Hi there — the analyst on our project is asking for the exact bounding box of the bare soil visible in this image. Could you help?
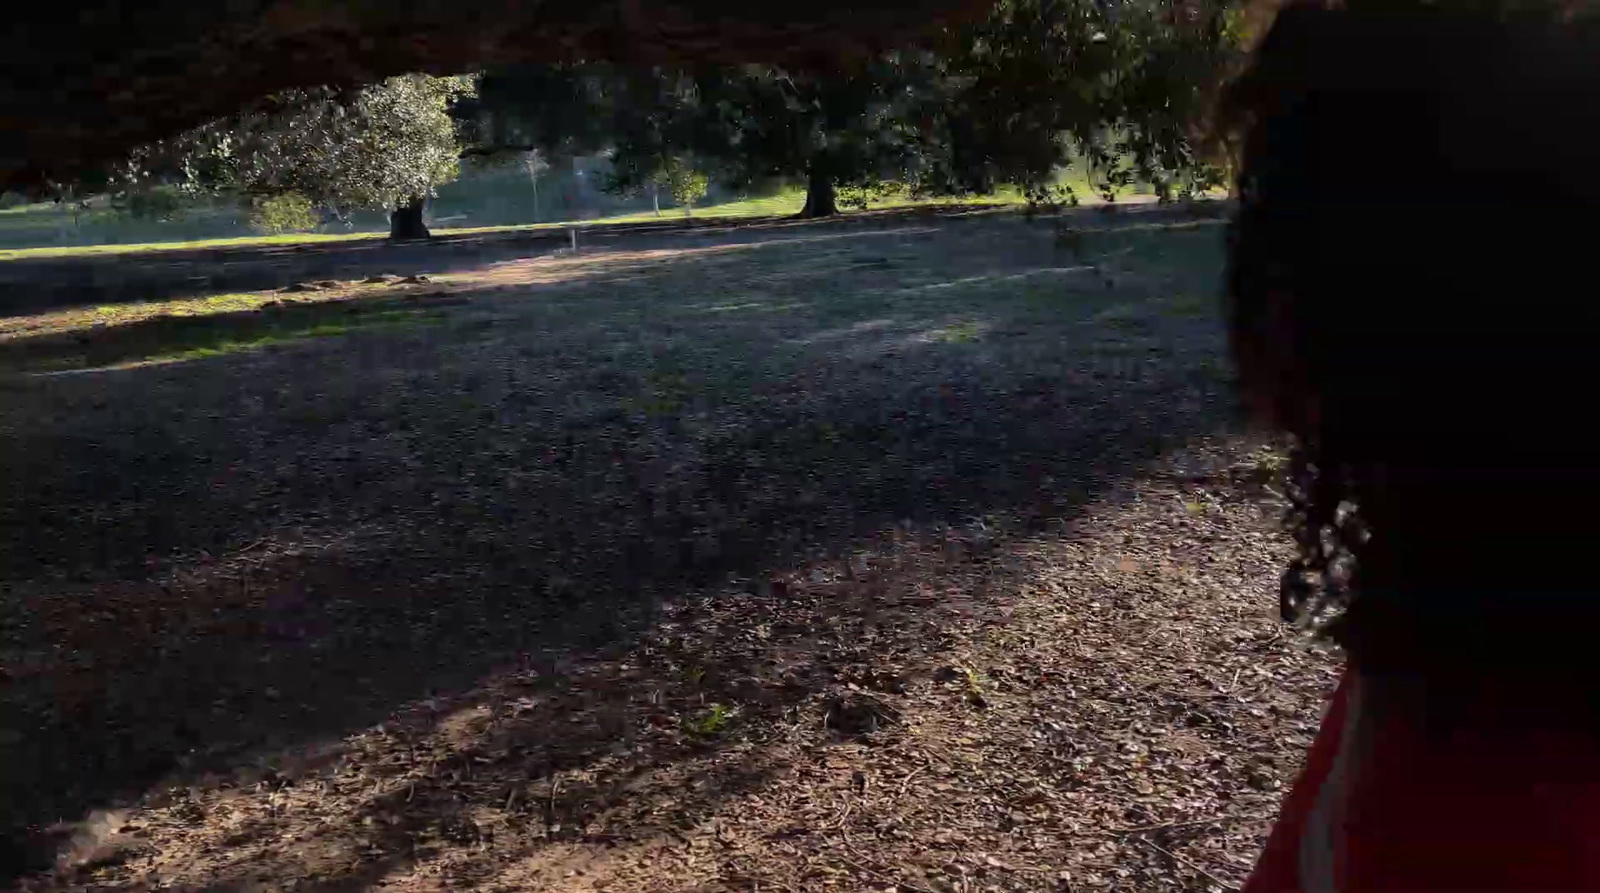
[0,208,1336,892]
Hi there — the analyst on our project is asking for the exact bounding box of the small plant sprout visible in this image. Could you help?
[683,703,738,736]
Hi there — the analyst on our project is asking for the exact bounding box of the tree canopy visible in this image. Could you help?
[114,74,474,238]
[930,0,1243,202]
[2,0,979,193]
[461,0,1245,218]
[124,75,473,212]
[87,0,1244,235]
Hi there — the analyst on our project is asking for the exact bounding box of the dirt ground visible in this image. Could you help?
[0,208,1337,892]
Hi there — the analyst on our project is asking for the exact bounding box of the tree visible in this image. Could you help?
[573,1,1241,218]
[522,150,552,221]
[455,0,1243,220]
[598,61,941,218]
[649,156,709,215]
[459,64,760,213]
[121,74,475,240]
[930,0,1244,203]
[461,58,948,219]
[249,193,321,234]
[457,65,619,162]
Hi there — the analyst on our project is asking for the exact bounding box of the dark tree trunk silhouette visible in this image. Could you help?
[388,195,430,240]
[798,164,837,218]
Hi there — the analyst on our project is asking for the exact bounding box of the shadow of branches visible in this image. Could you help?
[0,214,1233,887]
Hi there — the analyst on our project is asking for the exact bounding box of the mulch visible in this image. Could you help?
[22,441,1337,893]
[0,214,1335,892]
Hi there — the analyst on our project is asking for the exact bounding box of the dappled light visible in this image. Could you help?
[0,287,458,374]
[28,451,1331,892]
[0,210,1332,891]
[10,0,1600,886]
[892,267,1096,294]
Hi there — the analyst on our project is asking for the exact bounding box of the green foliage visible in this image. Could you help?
[936,321,984,343]
[838,181,908,211]
[650,156,709,213]
[457,65,618,159]
[682,703,737,736]
[124,74,476,213]
[468,2,1242,215]
[249,193,320,234]
[86,1,1239,230]
[111,185,192,222]
[636,61,940,201]
[928,0,1243,204]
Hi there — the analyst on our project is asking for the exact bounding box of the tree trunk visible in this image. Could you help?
[798,166,837,218]
[652,185,661,216]
[388,195,430,241]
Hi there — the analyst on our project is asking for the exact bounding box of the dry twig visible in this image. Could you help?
[837,845,940,893]
[1134,836,1241,892]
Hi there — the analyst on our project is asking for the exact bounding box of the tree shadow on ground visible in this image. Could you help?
[0,291,467,373]
[0,206,1006,316]
[0,216,1234,887]
[0,201,1220,316]
[130,521,1025,892]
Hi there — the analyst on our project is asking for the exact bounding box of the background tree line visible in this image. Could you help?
[56,0,1249,239]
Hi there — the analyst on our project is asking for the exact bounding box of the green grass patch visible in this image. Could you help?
[682,703,738,736]
[0,297,448,373]
[1164,292,1218,318]
[0,231,389,261]
[0,189,1034,263]
[933,321,985,343]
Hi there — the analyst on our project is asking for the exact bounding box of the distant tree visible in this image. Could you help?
[456,65,617,161]
[121,74,475,240]
[647,156,709,215]
[459,0,1243,219]
[930,0,1245,204]
[249,193,321,234]
[110,184,191,222]
[522,150,552,221]
[599,60,943,218]
[594,0,1242,216]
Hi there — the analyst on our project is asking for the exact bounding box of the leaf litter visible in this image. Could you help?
[0,210,1337,891]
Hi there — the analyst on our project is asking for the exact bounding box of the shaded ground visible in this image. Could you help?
[0,201,1214,313]
[0,210,1333,891]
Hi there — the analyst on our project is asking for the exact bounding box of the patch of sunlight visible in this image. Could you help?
[1164,292,1217,318]
[0,280,443,342]
[697,302,769,313]
[1091,303,1152,325]
[0,189,1025,263]
[28,341,281,375]
[0,231,388,261]
[791,318,901,346]
[10,306,446,377]
[99,328,347,370]
[1071,218,1229,238]
[935,321,985,343]
[913,320,992,345]
[751,226,944,247]
[454,243,765,292]
[893,266,1095,294]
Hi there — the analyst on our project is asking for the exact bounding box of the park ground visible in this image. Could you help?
[0,206,1338,892]
[0,188,1040,261]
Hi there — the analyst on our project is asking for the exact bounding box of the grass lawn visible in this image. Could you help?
[0,228,390,261]
[0,214,1329,892]
[0,276,464,371]
[0,180,1187,263]
[0,188,1039,262]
